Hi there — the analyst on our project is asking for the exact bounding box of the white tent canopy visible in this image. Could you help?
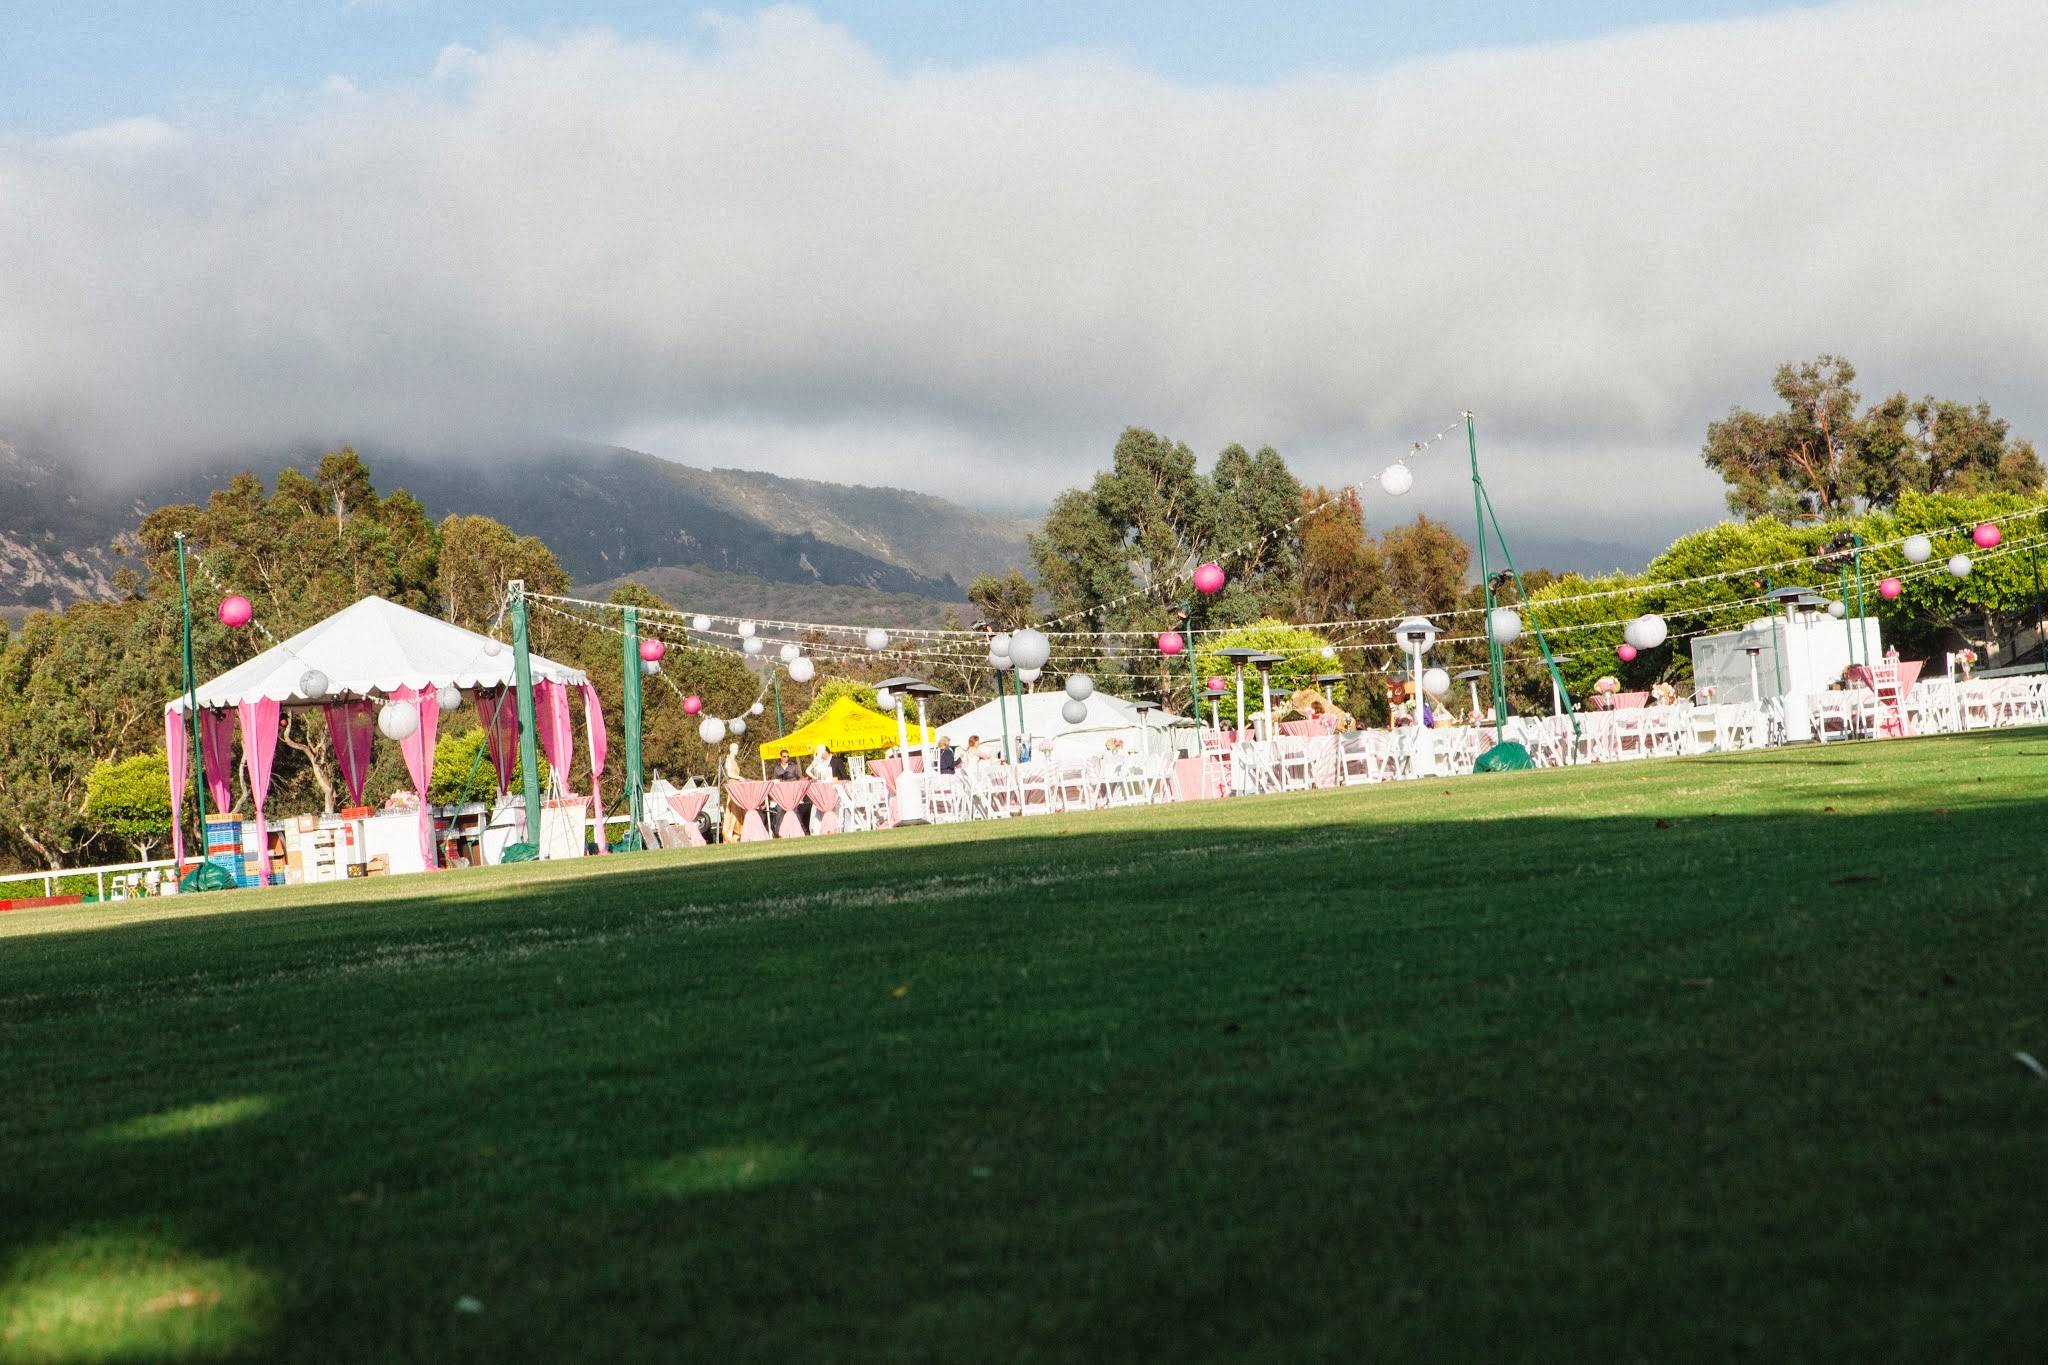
[166,595,586,711]
[935,691,1193,756]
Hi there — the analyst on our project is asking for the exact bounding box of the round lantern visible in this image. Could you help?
[875,688,895,709]
[1902,534,1933,564]
[990,633,1012,658]
[987,648,1009,670]
[1633,614,1668,649]
[1488,607,1522,645]
[1319,645,1336,660]
[1420,666,1451,698]
[788,656,816,683]
[1948,554,1973,578]
[1065,673,1094,702]
[742,637,764,655]
[1617,643,1638,662]
[1975,522,2002,549]
[778,643,800,665]
[1207,675,1226,692]
[639,638,665,662]
[1193,562,1226,594]
[738,621,757,637]
[1008,628,1052,671]
[682,695,703,715]
[698,716,726,744]
[1379,464,1414,497]
[641,659,660,675]
[692,614,711,632]
[1017,667,1042,685]
[299,669,329,700]
[1622,619,1644,650]
[483,639,503,657]
[436,684,462,712]
[730,718,747,736]
[864,628,890,651]
[1157,631,1184,655]
[1061,699,1088,725]
[749,701,765,716]
[1827,600,1847,619]
[218,595,253,628]
[1879,577,1903,599]
[377,702,419,740]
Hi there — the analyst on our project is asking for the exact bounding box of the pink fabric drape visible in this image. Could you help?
[534,681,573,798]
[236,698,281,883]
[164,706,188,870]
[199,708,237,812]
[768,780,810,838]
[807,781,842,835]
[724,780,772,842]
[666,791,711,846]
[390,686,441,871]
[325,701,377,807]
[582,685,610,856]
[476,689,520,796]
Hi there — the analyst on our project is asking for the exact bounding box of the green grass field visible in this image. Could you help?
[3,731,2046,1361]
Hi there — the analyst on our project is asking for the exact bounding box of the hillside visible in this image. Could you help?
[0,437,1032,623]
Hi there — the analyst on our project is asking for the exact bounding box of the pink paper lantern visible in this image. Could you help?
[218,595,253,627]
[1879,577,1903,600]
[1157,631,1184,655]
[639,638,666,662]
[1974,522,2002,549]
[1616,643,1637,662]
[682,695,703,715]
[1193,562,1226,594]
[1207,675,1226,692]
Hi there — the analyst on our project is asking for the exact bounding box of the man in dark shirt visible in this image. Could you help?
[771,750,802,781]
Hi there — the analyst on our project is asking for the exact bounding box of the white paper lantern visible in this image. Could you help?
[436,684,463,711]
[742,636,764,655]
[988,649,1010,670]
[1018,667,1042,685]
[1379,463,1414,497]
[777,643,799,665]
[1622,619,1644,650]
[1061,699,1088,724]
[299,669,329,700]
[1948,554,1972,578]
[698,717,727,744]
[1827,600,1847,618]
[990,633,1012,659]
[483,639,503,657]
[642,658,660,675]
[1488,608,1522,645]
[692,614,711,632]
[788,656,816,683]
[737,621,757,637]
[377,702,419,740]
[864,628,890,651]
[729,717,747,735]
[1065,672,1094,701]
[749,701,764,715]
[1902,535,1933,565]
[875,688,895,709]
[1634,614,1668,649]
[1008,628,1051,671]
[1319,645,1336,660]
[1420,667,1451,698]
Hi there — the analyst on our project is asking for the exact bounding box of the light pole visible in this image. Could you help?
[1392,616,1440,776]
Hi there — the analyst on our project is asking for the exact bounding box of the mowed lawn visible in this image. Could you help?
[3,732,2046,1362]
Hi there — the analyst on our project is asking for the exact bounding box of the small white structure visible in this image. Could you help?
[935,691,1195,762]
[1691,612,1883,712]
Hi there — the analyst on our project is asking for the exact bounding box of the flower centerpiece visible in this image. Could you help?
[1955,647,1979,676]
[1103,736,1125,753]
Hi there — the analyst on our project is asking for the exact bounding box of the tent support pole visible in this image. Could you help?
[509,580,543,849]
[622,606,644,851]
[175,533,209,871]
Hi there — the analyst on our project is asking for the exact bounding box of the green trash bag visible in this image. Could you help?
[499,841,539,864]
[1473,741,1536,773]
[179,862,240,893]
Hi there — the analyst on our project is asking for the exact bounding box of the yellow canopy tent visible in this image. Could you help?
[756,695,933,763]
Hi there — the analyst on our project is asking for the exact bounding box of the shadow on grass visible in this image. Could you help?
[3,733,2047,1360]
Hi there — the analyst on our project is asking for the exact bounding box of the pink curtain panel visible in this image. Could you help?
[164,706,188,869]
[390,686,441,871]
[324,701,377,807]
[199,707,237,812]
[236,698,282,882]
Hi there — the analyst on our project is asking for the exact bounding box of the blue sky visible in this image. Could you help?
[3,1,1810,132]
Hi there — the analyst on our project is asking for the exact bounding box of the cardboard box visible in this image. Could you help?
[296,813,320,833]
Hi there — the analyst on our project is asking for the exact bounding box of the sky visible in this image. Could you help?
[3,0,2044,567]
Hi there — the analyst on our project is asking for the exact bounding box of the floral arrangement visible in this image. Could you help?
[1698,685,1716,700]
[1955,647,1978,675]
[1104,736,1125,753]
[1594,676,1619,694]
[1650,681,1678,706]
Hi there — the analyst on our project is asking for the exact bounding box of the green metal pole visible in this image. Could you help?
[175,534,209,873]
[772,664,786,736]
[1467,414,1506,742]
[1476,482,1578,741]
[1839,567,1856,668]
[996,664,1012,764]
[1010,666,1028,761]
[621,606,644,852]
[509,580,543,850]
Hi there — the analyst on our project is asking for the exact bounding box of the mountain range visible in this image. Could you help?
[0,437,1036,625]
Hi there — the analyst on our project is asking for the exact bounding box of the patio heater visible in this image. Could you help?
[1455,667,1490,723]
[1762,586,1825,741]
[1204,679,1227,733]
[1213,647,1266,736]
[876,675,938,824]
[1314,670,1346,716]
[1250,653,1286,740]
[1392,616,1440,775]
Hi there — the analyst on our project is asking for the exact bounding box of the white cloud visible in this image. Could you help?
[1,0,2043,553]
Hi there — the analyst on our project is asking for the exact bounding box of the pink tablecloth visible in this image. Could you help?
[724,780,772,842]
[1174,756,1223,800]
[666,791,711,845]
[768,779,811,838]
[808,781,843,834]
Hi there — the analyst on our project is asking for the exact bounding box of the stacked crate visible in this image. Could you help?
[203,817,246,884]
